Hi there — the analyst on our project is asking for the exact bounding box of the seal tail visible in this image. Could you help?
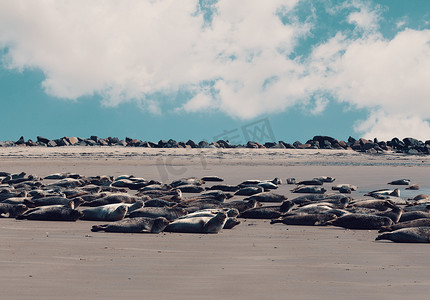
[91,225,108,232]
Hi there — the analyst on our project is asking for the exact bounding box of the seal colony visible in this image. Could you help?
[1,171,430,242]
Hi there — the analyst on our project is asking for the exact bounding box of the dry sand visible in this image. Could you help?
[1,147,430,299]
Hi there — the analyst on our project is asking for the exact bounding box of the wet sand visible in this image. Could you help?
[1,147,430,299]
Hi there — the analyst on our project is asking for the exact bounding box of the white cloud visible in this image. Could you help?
[355,111,430,141]
[0,0,429,139]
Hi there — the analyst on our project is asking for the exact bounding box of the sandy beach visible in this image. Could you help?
[1,147,430,299]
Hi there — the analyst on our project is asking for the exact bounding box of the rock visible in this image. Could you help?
[198,141,210,148]
[68,137,78,145]
[47,140,57,147]
[15,136,25,145]
[37,136,51,144]
[186,140,198,148]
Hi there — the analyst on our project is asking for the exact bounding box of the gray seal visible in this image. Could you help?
[91,217,170,233]
[326,213,393,230]
[270,213,337,226]
[16,206,83,221]
[0,203,28,218]
[291,186,326,194]
[239,201,293,219]
[379,218,430,233]
[376,227,430,243]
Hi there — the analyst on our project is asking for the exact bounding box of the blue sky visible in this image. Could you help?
[0,0,429,143]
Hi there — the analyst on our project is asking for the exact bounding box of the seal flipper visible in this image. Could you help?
[91,224,108,232]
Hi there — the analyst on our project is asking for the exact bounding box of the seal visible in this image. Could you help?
[290,194,349,205]
[349,199,395,211]
[296,179,323,186]
[376,227,430,243]
[388,179,410,185]
[28,196,83,208]
[313,176,335,183]
[234,187,264,196]
[179,209,240,229]
[164,212,227,234]
[332,184,358,191]
[0,203,28,218]
[286,178,296,184]
[171,177,204,188]
[257,182,278,190]
[201,190,233,199]
[83,193,141,207]
[16,206,83,221]
[399,211,430,222]
[404,204,430,212]
[128,206,187,221]
[239,200,293,219]
[364,188,400,199]
[144,199,176,208]
[326,213,393,230]
[201,176,224,182]
[176,185,205,193]
[379,218,430,233]
[244,192,287,203]
[222,199,261,213]
[46,178,86,189]
[91,217,170,233]
[207,184,239,192]
[291,186,326,194]
[181,208,239,219]
[80,204,128,221]
[270,213,337,226]
[406,184,420,190]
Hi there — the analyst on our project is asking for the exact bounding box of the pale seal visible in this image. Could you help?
[80,204,128,221]
[164,212,227,234]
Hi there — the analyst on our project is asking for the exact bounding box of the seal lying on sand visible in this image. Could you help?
[91,217,170,233]
[164,212,227,234]
[128,206,187,221]
[81,204,128,221]
[379,218,430,232]
[16,206,83,221]
[326,214,393,230]
[376,227,430,243]
[270,213,337,226]
[0,203,28,218]
[239,201,293,219]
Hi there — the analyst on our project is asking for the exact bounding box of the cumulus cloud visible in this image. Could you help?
[0,0,429,139]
